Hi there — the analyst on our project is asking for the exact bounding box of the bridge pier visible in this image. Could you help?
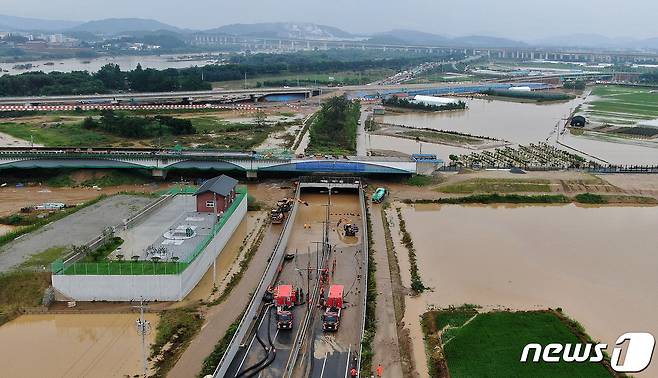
[246,170,257,179]
[151,169,167,178]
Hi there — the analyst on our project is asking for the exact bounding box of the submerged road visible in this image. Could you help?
[224,190,365,378]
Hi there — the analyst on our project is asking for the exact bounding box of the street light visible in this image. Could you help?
[134,298,151,378]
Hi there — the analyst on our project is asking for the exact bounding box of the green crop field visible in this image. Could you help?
[423,309,611,378]
[586,85,658,125]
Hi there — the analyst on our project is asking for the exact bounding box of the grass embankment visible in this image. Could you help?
[209,218,268,306]
[438,178,552,193]
[421,308,612,378]
[0,271,51,326]
[406,175,436,187]
[198,316,241,377]
[18,246,68,269]
[151,306,204,377]
[482,89,574,102]
[360,198,377,376]
[404,194,571,205]
[41,169,153,188]
[395,207,426,293]
[0,195,106,249]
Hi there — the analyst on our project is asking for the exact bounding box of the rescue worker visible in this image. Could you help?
[376,364,383,377]
[350,367,358,377]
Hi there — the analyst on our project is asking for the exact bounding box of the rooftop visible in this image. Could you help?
[194,174,238,197]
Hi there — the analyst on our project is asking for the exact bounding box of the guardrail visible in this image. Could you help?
[213,185,301,377]
[356,186,369,374]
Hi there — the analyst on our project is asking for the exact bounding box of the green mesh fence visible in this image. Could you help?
[52,188,246,276]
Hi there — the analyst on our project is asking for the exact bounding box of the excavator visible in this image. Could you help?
[336,218,359,237]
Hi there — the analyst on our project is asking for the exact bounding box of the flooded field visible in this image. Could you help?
[379,97,658,165]
[398,203,658,377]
[0,313,158,377]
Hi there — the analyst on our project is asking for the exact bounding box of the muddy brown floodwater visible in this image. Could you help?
[0,313,158,377]
[398,203,658,377]
[378,97,658,165]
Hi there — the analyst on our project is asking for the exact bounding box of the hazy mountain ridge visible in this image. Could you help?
[1,14,657,50]
[205,22,356,40]
[370,29,526,47]
[0,14,81,31]
[69,18,181,34]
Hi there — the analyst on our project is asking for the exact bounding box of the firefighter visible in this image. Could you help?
[318,287,325,307]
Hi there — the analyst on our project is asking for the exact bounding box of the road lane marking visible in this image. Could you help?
[320,351,329,378]
[343,344,352,378]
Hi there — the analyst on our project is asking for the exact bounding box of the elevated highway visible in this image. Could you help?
[0,87,315,106]
[0,147,431,176]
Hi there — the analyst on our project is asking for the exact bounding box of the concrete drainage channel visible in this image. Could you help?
[212,177,368,378]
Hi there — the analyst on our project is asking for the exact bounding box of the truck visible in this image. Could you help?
[274,285,297,330]
[371,187,387,203]
[322,284,344,332]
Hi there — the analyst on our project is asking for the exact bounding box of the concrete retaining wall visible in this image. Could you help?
[52,194,247,301]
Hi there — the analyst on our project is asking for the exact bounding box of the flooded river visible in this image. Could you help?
[398,203,658,377]
[0,313,158,377]
[380,97,658,165]
[0,53,219,75]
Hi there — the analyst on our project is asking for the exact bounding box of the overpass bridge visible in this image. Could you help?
[0,147,435,177]
[0,88,315,106]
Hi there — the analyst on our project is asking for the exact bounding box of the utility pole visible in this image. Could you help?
[134,298,151,378]
[244,72,247,89]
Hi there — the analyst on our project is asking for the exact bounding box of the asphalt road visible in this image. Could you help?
[0,195,152,272]
[224,190,365,378]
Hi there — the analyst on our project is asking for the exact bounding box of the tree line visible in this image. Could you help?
[383,96,466,111]
[82,110,195,138]
[0,50,465,97]
[308,95,360,154]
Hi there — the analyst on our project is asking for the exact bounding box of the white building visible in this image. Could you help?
[412,95,461,106]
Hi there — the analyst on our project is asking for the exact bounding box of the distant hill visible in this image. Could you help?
[69,18,181,35]
[368,29,525,48]
[0,14,81,31]
[205,22,355,40]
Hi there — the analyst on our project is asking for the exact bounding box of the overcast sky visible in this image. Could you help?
[3,0,658,40]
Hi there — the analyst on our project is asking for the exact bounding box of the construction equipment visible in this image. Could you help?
[322,284,344,332]
[270,209,285,224]
[277,197,309,213]
[337,218,359,237]
[274,285,297,330]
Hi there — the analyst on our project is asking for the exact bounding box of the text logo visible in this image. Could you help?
[521,332,655,373]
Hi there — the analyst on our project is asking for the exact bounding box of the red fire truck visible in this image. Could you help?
[274,284,296,330]
[322,284,343,332]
